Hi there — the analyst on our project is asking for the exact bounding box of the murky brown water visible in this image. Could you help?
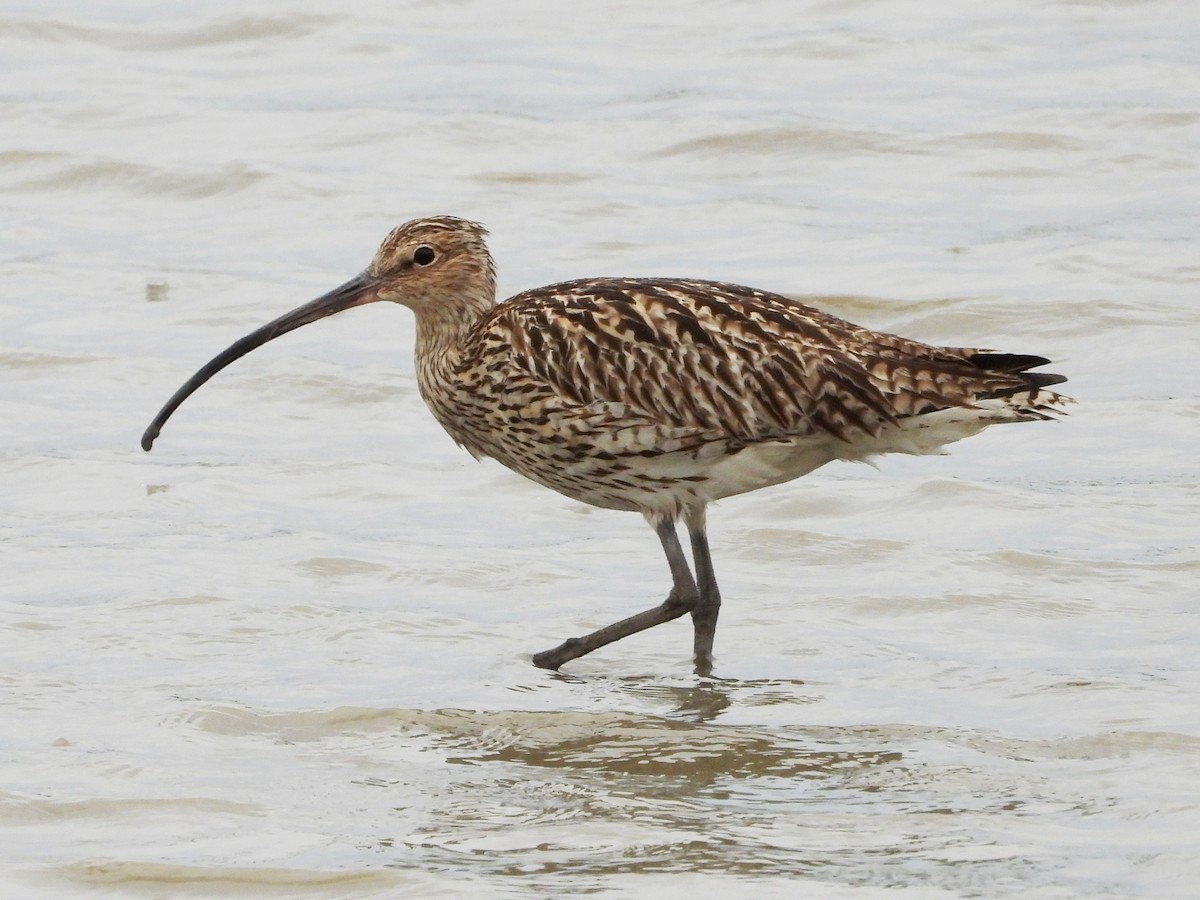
[3,2,1198,897]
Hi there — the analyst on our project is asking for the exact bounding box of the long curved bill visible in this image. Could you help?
[141,271,381,451]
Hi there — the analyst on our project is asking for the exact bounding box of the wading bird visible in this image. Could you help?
[142,217,1069,675]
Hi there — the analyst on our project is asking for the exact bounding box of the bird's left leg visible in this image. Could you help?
[531,516,698,671]
[685,506,721,676]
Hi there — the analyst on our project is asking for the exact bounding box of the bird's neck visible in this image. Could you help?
[410,297,492,388]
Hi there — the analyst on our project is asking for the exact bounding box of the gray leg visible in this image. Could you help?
[685,507,721,676]
[532,517,699,671]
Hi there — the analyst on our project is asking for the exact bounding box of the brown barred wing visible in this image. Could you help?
[471,277,1018,445]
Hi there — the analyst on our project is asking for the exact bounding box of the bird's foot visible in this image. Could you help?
[531,638,581,670]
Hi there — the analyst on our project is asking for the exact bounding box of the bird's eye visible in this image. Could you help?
[413,246,436,266]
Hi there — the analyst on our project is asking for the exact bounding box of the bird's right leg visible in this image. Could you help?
[531,517,699,671]
[685,507,721,677]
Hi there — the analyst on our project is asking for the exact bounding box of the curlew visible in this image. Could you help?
[142,216,1069,675]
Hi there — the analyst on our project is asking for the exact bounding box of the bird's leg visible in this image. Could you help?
[531,517,699,671]
[685,507,721,676]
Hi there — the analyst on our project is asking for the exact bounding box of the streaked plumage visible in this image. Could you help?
[143,216,1070,674]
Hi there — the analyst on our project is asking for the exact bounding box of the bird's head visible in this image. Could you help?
[369,216,496,314]
[140,216,496,451]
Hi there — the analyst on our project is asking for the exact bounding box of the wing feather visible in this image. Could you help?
[468,278,1059,445]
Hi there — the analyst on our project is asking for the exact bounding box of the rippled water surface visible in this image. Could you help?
[3,1,1198,897]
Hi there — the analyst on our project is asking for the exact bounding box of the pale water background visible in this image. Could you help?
[2,1,1198,897]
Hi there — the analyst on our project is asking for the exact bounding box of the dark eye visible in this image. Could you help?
[413,246,436,266]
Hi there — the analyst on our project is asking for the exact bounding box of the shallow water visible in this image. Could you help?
[2,1,1198,897]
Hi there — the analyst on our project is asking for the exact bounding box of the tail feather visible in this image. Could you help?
[966,351,1069,399]
[967,352,1052,372]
